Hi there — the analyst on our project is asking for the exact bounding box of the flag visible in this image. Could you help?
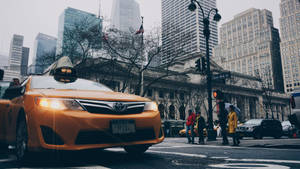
[135,24,144,34]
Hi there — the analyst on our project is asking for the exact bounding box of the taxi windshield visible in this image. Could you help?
[30,76,113,92]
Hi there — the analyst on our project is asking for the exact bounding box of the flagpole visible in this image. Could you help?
[140,16,144,96]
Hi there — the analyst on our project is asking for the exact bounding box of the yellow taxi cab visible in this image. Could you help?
[178,127,208,137]
[0,57,164,161]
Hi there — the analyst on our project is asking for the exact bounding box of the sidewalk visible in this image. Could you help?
[163,137,300,149]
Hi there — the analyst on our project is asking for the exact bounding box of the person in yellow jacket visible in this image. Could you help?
[228,105,240,146]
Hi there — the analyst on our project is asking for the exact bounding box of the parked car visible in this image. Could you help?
[237,119,283,139]
[282,121,296,137]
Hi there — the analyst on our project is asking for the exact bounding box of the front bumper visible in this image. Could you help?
[26,107,164,151]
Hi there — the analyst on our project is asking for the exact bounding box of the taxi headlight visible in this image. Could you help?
[36,97,84,111]
[144,102,158,111]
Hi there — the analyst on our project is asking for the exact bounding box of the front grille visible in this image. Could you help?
[75,128,156,145]
[77,99,145,115]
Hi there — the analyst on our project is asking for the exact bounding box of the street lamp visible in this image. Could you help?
[188,0,221,141]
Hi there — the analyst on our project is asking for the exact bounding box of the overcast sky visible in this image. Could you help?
[0,0,281,63]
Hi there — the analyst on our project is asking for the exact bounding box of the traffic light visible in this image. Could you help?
[195,59,201,72]
[213,90,224,100]
[201,57,206,72]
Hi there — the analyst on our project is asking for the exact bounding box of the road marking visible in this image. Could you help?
[153,143,300,151]
[225,158,300,164]
[20,166,111,169]
[209,163,290,169]
[147,150,207,158]
[147,149,300,165]
[0,158,15,163]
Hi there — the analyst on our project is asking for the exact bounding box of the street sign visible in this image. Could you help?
[212,72,231,81]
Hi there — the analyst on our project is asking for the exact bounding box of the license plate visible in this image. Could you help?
[111,120,136,134]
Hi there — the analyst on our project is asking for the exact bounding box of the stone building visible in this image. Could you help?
[213,8,284,92]
[76,53,290,135]
[279,0,300,93]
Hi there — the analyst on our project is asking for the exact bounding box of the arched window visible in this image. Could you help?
[169,105,175,119]
[158,104,165,119]
[179,105,185,120]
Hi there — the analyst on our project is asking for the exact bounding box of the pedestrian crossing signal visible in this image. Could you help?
[213,90,224,100]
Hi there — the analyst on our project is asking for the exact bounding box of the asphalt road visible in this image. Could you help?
[0,137,300,169]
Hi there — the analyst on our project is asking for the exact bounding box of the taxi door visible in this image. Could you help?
[0,100,11,141]
[0,81,11,142]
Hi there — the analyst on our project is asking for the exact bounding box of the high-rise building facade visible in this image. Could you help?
[111,0,141,32]
[279,0,300,93]
[0,52,9,68]
[56,7,102,55]
[9,34,24,72]
[213,8,284,92]
[3,34,24,81]
[21,47,29,76]
[32,33,57,74]
[161,0,218,64]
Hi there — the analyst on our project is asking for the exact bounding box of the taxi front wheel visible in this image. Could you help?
[15,118,29,162]
[124,145,149,155]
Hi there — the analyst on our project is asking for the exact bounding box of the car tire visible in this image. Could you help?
[15,118,29,162]
[0,143,8,153]
[274,133,282,139]
[253,132,262,139]
[124,145,149,155]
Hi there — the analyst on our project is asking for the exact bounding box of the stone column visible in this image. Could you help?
[244,97,250,121]
[258,96,264,118]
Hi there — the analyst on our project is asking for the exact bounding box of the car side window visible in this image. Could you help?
[0,82,10,99]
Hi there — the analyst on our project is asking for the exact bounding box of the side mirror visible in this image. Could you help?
[3,86,25,100]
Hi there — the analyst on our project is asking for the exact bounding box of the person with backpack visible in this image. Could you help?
[196,111,206,144]
[186,109,196,144]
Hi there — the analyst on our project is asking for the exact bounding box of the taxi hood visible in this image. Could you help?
[29,89,151,102]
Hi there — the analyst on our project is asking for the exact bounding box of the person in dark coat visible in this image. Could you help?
[218,101,229,145]
[196,111,206,144]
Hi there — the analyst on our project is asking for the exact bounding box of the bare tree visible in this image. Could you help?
[102,27,192,96]
[35,50,60,74]
[255,66,274,119]
[62,16,102,65]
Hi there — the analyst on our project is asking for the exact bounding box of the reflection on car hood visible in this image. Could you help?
[239,124,259,128]
[28,89,150,102]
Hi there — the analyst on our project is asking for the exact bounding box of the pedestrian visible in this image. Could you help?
[186,109,196,144]
[228,105,240,146]
[196,111,206,144]
[10,78,20,87]
[218,101,229,145]
[164,121,170,137]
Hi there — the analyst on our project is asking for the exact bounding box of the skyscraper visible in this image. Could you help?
[213,8,284,92]
[0,52,9,68]
[32,33,57,74]
[21,47,29,76]
[9,34,24,72]
[161,0,218,64]
[56,7,102,56]
[279,0,300,93]
[111,0,141,32]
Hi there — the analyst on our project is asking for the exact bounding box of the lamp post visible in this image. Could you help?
[188,0,221,141]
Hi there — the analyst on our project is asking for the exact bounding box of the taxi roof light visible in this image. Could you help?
[53,67,77,83]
